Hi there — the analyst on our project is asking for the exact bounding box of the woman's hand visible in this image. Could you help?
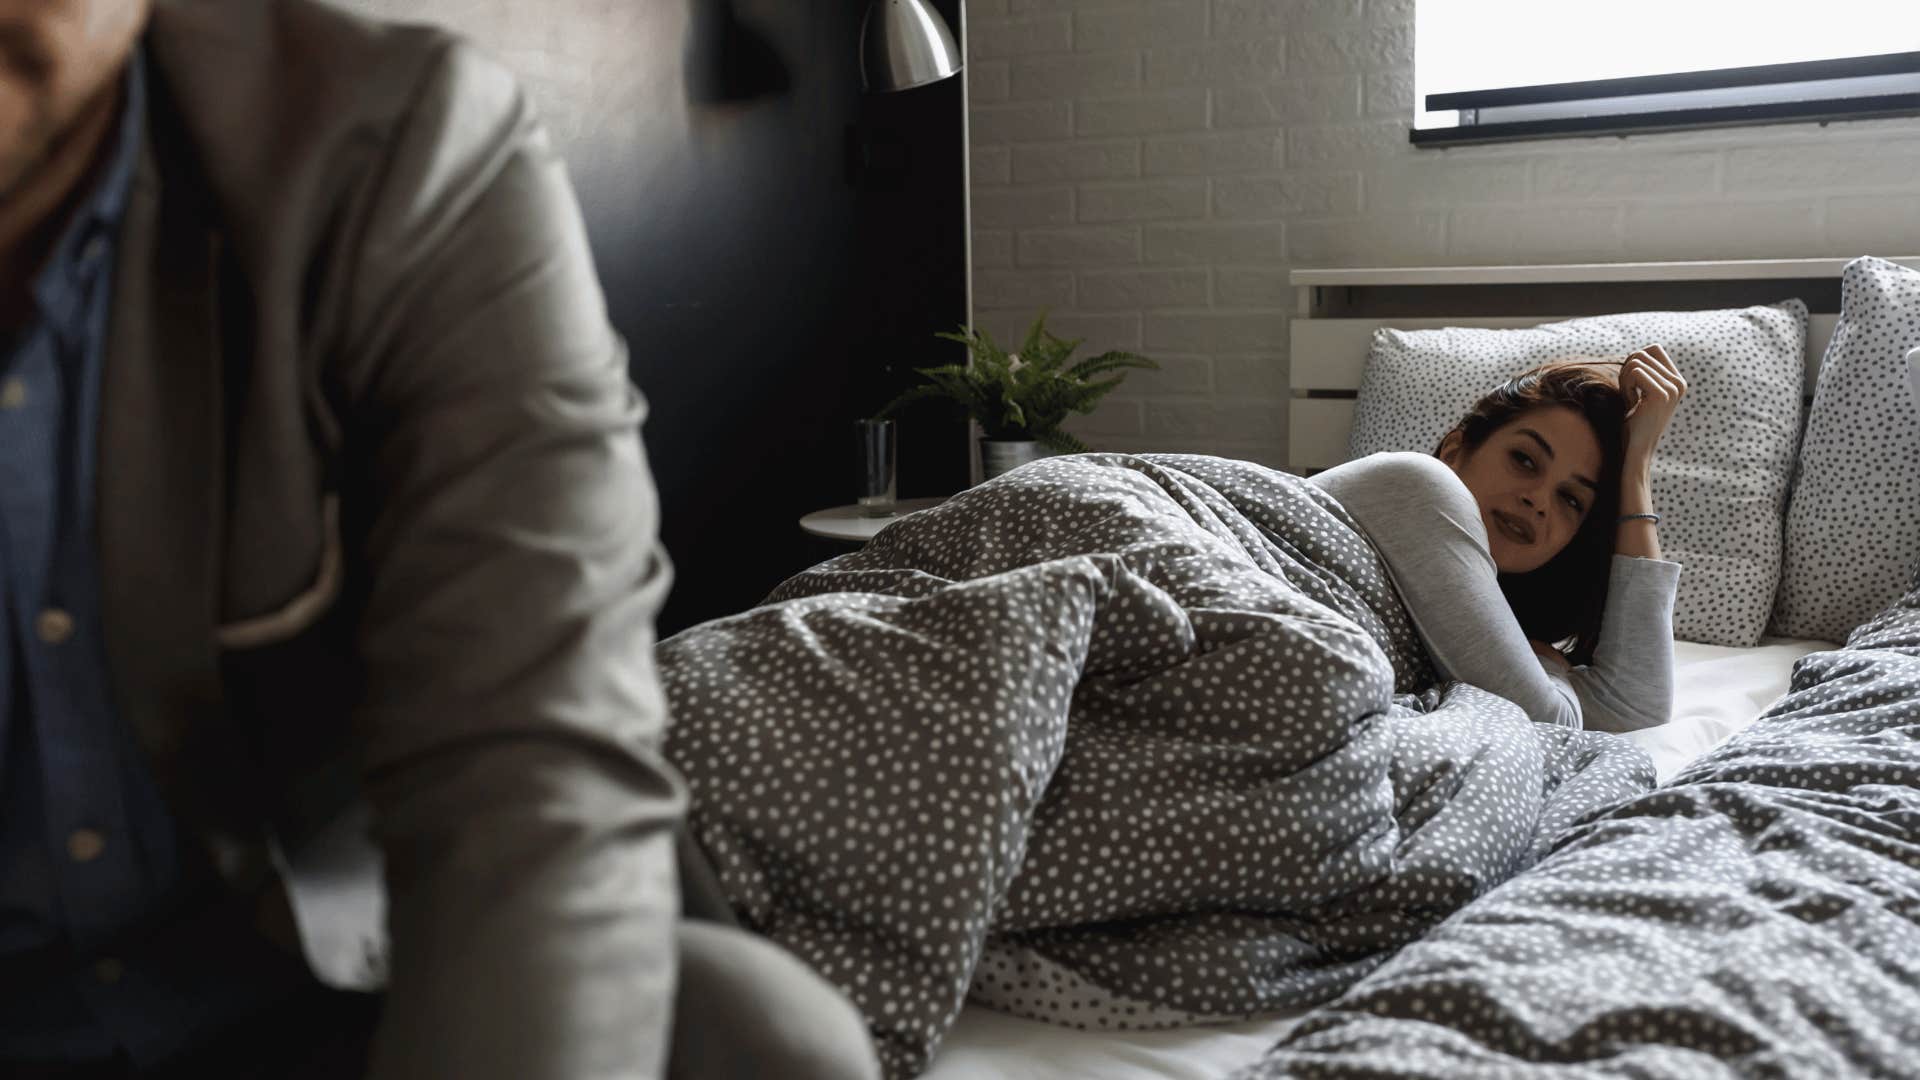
[1620,344,1688,468]
[1614,345,1682,560]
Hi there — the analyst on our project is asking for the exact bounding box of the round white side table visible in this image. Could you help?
[799,496,946,543]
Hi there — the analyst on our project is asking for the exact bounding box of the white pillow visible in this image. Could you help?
[1349,302,1807,648]
[1773,257,1920,642]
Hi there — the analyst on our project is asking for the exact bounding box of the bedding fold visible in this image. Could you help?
[1235,579,1920,1079]
[659,453,1654,1078]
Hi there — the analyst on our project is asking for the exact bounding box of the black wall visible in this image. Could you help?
[341,0,970,633]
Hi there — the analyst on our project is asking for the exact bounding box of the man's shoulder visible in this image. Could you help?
[150,0,470,126]
[140,0,537,315]
[146,0,524,240]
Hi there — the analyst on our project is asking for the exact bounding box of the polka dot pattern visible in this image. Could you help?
[660,453,1654,1079]
[1349,303,1808,648]
[969,941,1218,1028]
[1775,256,1920,643]
[1233,581,1920,1080]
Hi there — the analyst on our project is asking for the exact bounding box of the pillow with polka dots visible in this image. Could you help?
[661,556,1111,1079]
[1348,301,1807,648]
[1773,257,1920,642]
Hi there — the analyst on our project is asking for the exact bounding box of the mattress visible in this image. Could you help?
[919,634,1834,1080]
[1619,636,1831,782]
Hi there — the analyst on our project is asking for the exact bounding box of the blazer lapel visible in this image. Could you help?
[97,119,229,829]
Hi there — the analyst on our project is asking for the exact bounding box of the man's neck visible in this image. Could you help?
[0,75,128,332]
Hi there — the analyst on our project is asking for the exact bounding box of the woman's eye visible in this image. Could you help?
[1562,492,1584,513]
[1510,451,1534,471]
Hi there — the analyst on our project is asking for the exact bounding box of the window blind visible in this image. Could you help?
[1414,0,1920,145]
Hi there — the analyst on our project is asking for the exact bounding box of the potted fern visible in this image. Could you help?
[880,311,1158,480]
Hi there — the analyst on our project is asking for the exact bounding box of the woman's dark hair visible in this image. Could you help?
[1433,360,1628,667]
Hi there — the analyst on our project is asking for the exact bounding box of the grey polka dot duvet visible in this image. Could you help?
[659,453,1653,1079]
[1235,580,1920,1079]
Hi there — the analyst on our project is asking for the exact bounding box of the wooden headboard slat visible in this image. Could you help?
[1286,258,1855,472]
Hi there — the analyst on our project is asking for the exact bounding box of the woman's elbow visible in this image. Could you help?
[1529,681,1583,731]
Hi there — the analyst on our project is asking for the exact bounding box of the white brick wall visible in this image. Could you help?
[965,0,1920,464]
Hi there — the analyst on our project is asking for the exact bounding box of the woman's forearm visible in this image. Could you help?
[1615,455,1660,560]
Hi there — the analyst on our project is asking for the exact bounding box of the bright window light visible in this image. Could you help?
[1415,0,1920,129]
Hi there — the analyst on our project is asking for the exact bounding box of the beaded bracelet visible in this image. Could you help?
[1618,512,1661,525]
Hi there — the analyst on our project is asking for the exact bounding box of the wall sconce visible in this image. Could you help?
[860,0,963,92]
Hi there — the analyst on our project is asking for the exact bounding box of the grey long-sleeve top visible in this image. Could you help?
[1309,452,1681,732]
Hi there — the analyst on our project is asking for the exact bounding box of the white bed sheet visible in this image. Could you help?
[920,634,1835,1080]
[1624,636,1831,782]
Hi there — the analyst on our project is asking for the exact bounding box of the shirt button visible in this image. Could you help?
[93,958,124,985]
[36,608,74,644]
[68,828,107,863]
[0,378,24,409]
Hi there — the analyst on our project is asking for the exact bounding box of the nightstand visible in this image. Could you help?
[798,496,946,544]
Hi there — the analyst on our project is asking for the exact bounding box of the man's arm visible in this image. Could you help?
[331,40,683,1078]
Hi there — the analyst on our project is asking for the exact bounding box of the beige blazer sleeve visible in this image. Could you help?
[326,40,684,1080]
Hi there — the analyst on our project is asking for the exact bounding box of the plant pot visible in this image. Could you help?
[979,438,1050,481]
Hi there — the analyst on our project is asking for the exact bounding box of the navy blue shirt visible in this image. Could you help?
[0,53,309,1066]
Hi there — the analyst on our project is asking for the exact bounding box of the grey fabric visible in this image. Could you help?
[132,922,879,1080]
[658,453,1653,1080]
[1578,554,1685,731]
[1349,303,1805,648]
[1233,580,1920,1079]
[666,923,880,1080]
[1311,452,1681,732]
[1774,256,1920,642]
[102,3,684,1076]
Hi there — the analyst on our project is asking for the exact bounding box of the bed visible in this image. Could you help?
[919,634,1830,1080]
[662,256,1920,1080]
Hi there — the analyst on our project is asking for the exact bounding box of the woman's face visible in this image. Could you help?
[1440,405,1603,574]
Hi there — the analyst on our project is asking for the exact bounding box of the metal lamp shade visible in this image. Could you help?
[860,0,962,92]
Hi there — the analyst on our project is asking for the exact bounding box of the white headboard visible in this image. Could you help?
[1286,257,1920,473]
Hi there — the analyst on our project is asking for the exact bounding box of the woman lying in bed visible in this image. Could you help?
[1310,346,1687,732]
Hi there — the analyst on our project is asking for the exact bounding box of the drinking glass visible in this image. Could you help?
[856,418,897,516]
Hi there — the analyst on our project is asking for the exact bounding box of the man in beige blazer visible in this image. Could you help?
[0,1,876,1077]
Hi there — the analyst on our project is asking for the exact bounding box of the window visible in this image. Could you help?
[1413,0,1920,146]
